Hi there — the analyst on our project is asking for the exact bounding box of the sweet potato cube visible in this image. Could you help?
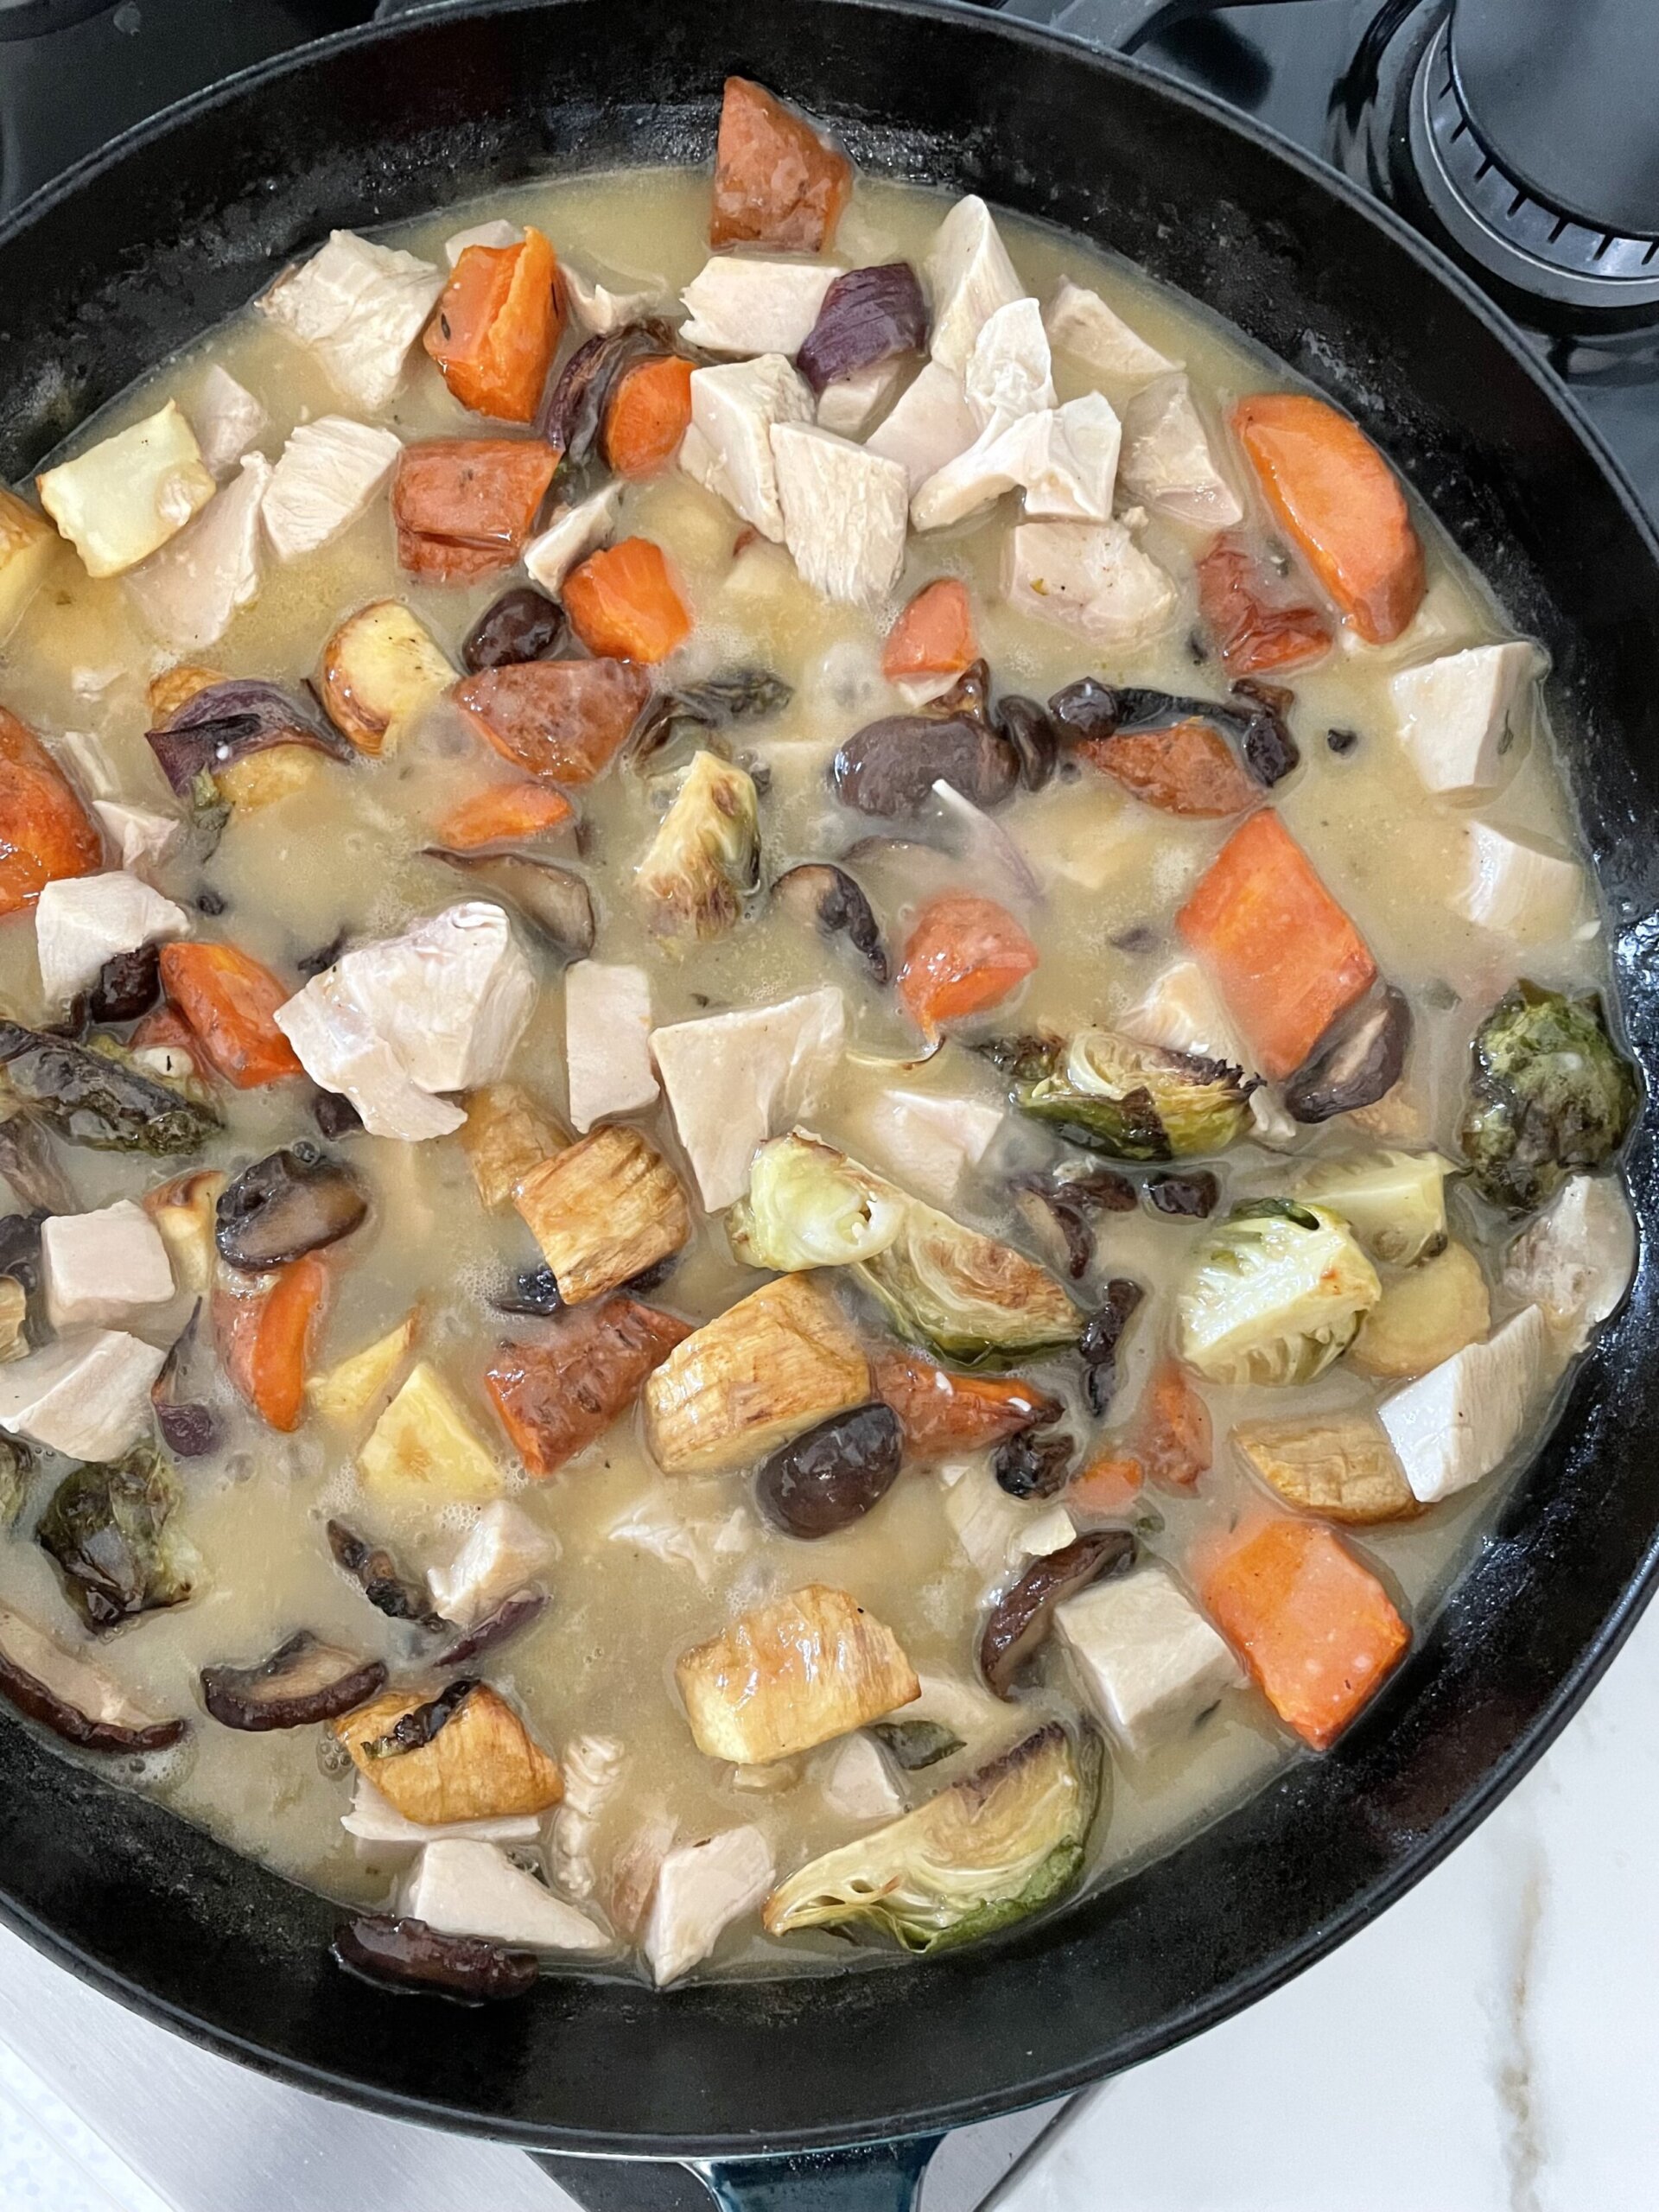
[486,1295,691,1478]
[0,708,102,918]
[710,77,852,252]
[513,1123,690,1304]
[452,658,652,783]
[423,227,563,424]
[392,438,558,582]
[563,538,693,664]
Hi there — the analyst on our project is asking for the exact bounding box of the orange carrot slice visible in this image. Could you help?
[159,942,302,1089]
[1199,1516,1408,1750]
[1197,532,1332,676]
[1067,1452,1144,1521]
[1177,810,1376,1080]
[1231,393,1425,645]
[872,1349,1060,1459]
[602,355,694,480]
[897,893,1039,1036]
[881,579,977,681]
[710,77,852,251]
[0,707,102,917]
[436,781,575,850]
[452,659,652,783]
[1138,1357,1211,1489]
[216,1255,330,1433]
[563,538,692,663]
[1078,720,1260,818]
[423,228,563,423]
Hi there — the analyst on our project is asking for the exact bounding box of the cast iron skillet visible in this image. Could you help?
[0,0,1656,2204]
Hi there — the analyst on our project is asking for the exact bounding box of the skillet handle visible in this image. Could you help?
[690,2136,942,2212]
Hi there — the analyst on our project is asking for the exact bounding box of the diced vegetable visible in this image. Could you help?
[988,1027,1254,1160]
[357,1359,504,1503]
[457,1083,568,1211]
[765,1723,1096,1950]
[755,1402,904,1537]
[1056,1564,1242,1756]
[1231,392,1425,645]
[1283,987,1412,1125]
[1232,1412,1417,1523]
[1079,717,1260,819]
[142,1171,224,1300]
[873,1351,1058,1459]
[898,894,1038,1037]
[1177,810,1377,1081]
[799,264,927,395]
[160,942,302,1088]
[316,601,454,754]
[644,1272,870,1477]
[38,1446,194,1630]
[0,488,60,640]
[423,226,563,423]
[1459,983,1637,1213]
[37,400,215,578]
[772,866,889,986]
[677,1582,918,1763]
[1199,1517,1408,1749]
[145,676,352,803]
[563,538,692,662]
[635,750,760,941]
[306,1308,420,1428]
[486,1295,690,1477]
[710,77,852,251]
[0,1020,219,1154]
[831,703,1020,817]
[725,1118,906,1274]
[514,1123,690,1304]
[391,439,559,580]
[1294,1148,1451,1266]
[1176,1198,1381,1387]
[1065,1450,1144,1521]
[549,321,683,465]
[1137,1357,1211,1489]
[436,780,574,854]
[1376,1305,1546,1504]
[1502,1173,1636,1349]
[454,658,652,785]
[215,1254,329,1431]
[0,709,103,918]
[1348,1239,1491,1380]
[335,1680,563,1822]
[1197,531,1332,675]
[603,353,694,480]
[980,1531,1135,1696]
[201,1632,387,1732]
[462,585,570,671]
[882,578,977,682]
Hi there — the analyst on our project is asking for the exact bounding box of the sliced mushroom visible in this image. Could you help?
[1013,1166,1136,1280]
[830,713,1018,816]
[772,863,888,983]
[996,696,1058,792]
[431,1588,549,1669]
[327,1519,447,1632]
[1078,1276,1144,1415]
[1284,986,1412,1124]
[0,1601,187,1753]
[543,318,683,468]
[201,1630,388,1731]
[88,944,162,1026]
[331,1913,538,2003]
[426,849,595,963]
[151,1302,219,1459]
[359,1676,474,1759]
[755,1402,904,1538]
[1144,1170,1219,1218]
[979,1529,1136,1696]
[487,1264,564,1319]
[461,586,570,672]
[0,1111,76,1213]
[215,1146,369,1270]
[628,668,793,769]
[992,1428,1077,1500]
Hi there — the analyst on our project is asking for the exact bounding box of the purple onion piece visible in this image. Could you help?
[145,681,355,796]
[797,264,928,395]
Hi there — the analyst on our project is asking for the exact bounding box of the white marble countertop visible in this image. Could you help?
[3,1587,1656,2212]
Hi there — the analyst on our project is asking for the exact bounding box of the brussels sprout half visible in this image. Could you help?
[992,1028,1255,1161]
[1460,983,1637,1214]
[636,750,760,941]
[1175,1198,1381,1388]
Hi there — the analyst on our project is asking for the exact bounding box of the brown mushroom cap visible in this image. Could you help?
[331,1913,539,2003]
[200,1631,389,1732]
[979,1531,1137,1696]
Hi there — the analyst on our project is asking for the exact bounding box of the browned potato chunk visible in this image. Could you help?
[0,487,60,642]
[677,1585,918,1764]
[644,1274,870,1476]
[1348,1241,1491,1380]
[1232,1413,1419,1524]
[514,1124,690,1304]
[1345,1082,1432,1146]
[215,743,327,812]
[147,663,224,723]
[357,1360,503,1503]
[307,1308,420,1430]
[334,1681,563,1821]
[459,1083,569,1211]
[317,599,455,755]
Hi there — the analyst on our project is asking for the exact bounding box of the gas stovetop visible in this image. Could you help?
[0,2,1651,2208]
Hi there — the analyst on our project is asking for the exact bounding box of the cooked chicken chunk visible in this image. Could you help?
[1389,640,1546,798]
[523,484,621,595]
[817,1731,905,1822]
[1452,823,1583,938]
[1005,518,1178,645]
[1043,276,1178,388]
[912,391,1121,531]
[771,423,909,607]
[651,986,844,1211]
[817,358,905,438]
[41,1200,175,1332]
[924,195,1023,376]
[1377,1306,1547,1504]
[644,1826,775,1986]
[37,400,215,579]
[943,1460,1077,1578]
[683,355,814,543]
[91,803,179,877]
[443,218,521,264]
[1502,1174,1636,1350]
[428,1500,558,1626]
[864,359,980,495]
[1118,375,1243,529]
[964,297,1055,428]
[679,254,841,355]
[340,1774,543,1849]
[551,1732,626,1901]
[261,416,402,565]
[399,1839,609,1953]
[676,1584,918,1764]
[563,261,664,334]
[124,452,270,652]
[34,870,191,1003]
[1056,1563,1242,1757]
[358,1361,504,1505]
[190,364,269,477]
[0,1330,168,1460]
[564,960,658,1133]
[259,229,443,411]
[849,1084,1003,1208]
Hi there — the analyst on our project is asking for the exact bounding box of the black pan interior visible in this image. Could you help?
[0,0,1656,2157]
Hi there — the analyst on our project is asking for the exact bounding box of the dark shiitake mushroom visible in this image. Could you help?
[1284,986,1412,1123]
[869,1718,963,1770]
[151,1302,219,1459]
[461,587,570,672]
[1013,1166,1136,1281]
[145,678,353,795]
[1145,1170,1220,1218]
[361,1677,475,1759]
[0,1021,219,1155]
[1230,677,1300,786]
[979,1530,1136,1696]
[488,1264,564,1318]
[1047,680,1299,791]
[772,863,888,983]
[0,1208,45,1351]
[327,1519,447,1633]
[426,849,595,963]
[992,1428,1076,1501]
[0,1110,76,1212]
[797,264,928,392]
[756,1402,904,1538]
[431,1588,548,1669]
[313,1090,364,1140]
[996,696,1058,792]
[1078,1277,1144,1416]
[332,1913,538,2003]
[215,1146,368,1270]
[88,944,161,1026]
[629,667,793,768]
[831,714,1019,817]
[0,1601,187,1754]
[201,1630,388,1732]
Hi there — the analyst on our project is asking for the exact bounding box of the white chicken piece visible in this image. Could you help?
[1121,957,1294,1145]
[912,391,1122,533]
[563,261,663,333]
[908,417,1026,533]
[679,255,841,355]
[943,1459,1077,1578]
[1006,518,1178,646]
[964,298,1055,429]
[651,987,845,1211]
[341,1774,544,1848]
[34,871,191,1004]
[262,416,401,565]
[817,358,906,438]
[1389,640,1546,798]
[1118,374,1243,530]
[551,1732,626,1901]
[275,901,536,1141]
[1451,822,1583,938]
[444,218,522,265]
[605,1501,752,1585]
[864,359,980,496]
[41,1200,175,1332]
[1043,276,1179,389]
[682,355,814,543]
[37,401,215,580]
[924,196,1024,376]
[817,1732,904,1822]
[564,960,658,1134]
[849,1086,1003,1208]
[124,453,270,655]
[523,482,621,596]
[91,802,180,877]
[644,1827,775,1986]
[190,365,268,478]
[54,728,118,799]
[399,1840,611,1955]
[259,229,443,411]
[428,1500,558,1626]
[0,1330,167,1460]
[1056,1564,1243,1758]
[1502,1175,1636,1350]
[770,423,909,609]
[1377,1305,1547,1504]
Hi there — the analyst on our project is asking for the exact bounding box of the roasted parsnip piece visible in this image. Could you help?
[334,1680,563,1822]
[459,1083,569,1211]
[676,1584,918,1764]
[514,1124,690,1304]
[357,1360,503,1503]
[142,1168,226,1297]
[644,1273,870,1476]
[307,1308,421,1429]
[1231,1412,1419,1524]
